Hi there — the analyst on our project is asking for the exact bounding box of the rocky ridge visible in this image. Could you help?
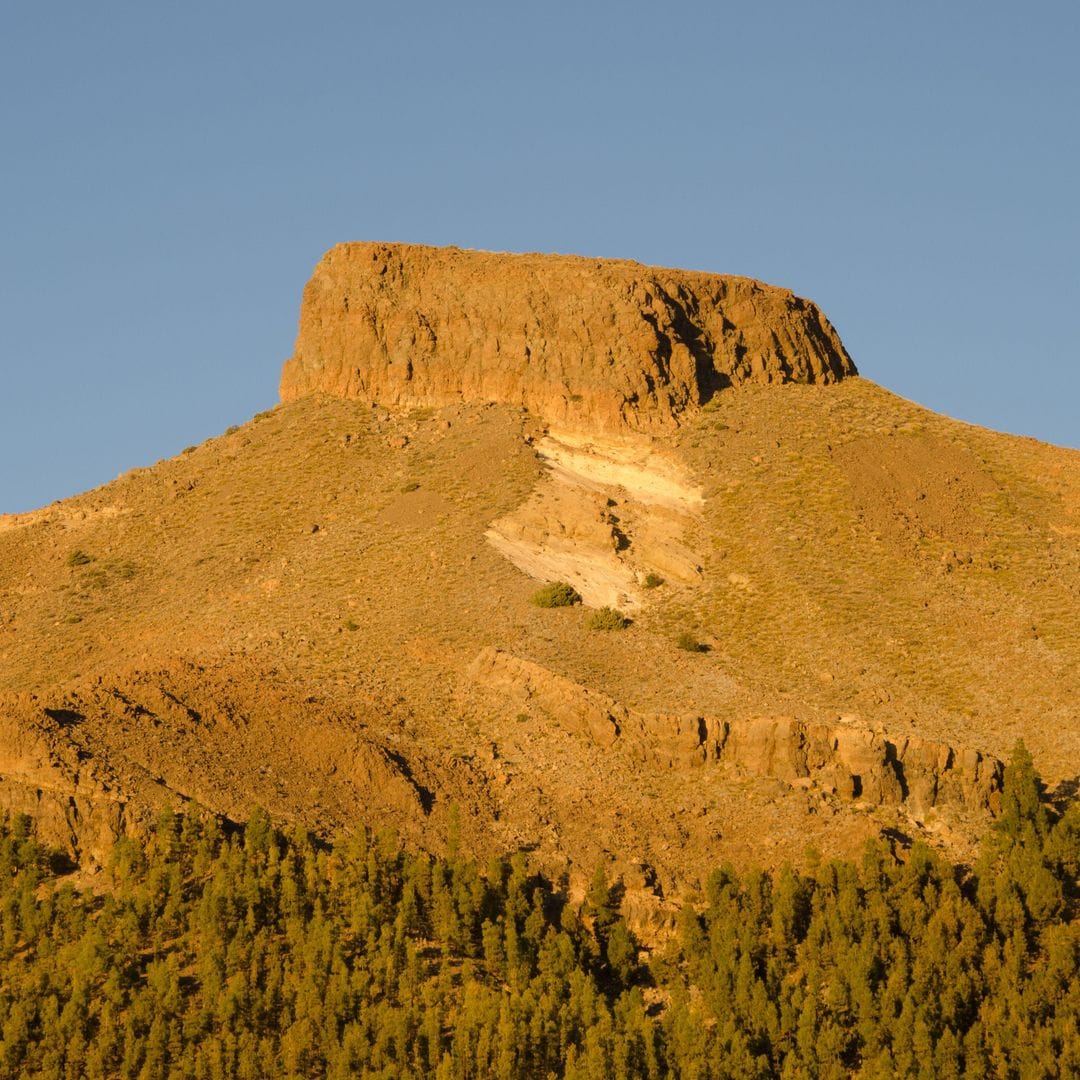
[280,242,855,431]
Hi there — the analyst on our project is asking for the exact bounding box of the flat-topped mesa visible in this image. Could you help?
[279,242,857,431]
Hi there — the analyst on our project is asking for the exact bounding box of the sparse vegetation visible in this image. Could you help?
[587,606,628,631]
[82,559,139,589]
[85,567,110,589]
[68,557,137,591]
[530,581,581,608]
[400,481,420,493]
[643,572,664,589]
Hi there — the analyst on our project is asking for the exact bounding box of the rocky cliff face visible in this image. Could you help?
[471,648,1003,820]
[280,242,856,431]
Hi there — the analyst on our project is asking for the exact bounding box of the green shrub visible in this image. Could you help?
[587,607,628,631]
[676,631,706,652]
[66,550,94,568]
[643,573,664,589]
[531,582,582,608]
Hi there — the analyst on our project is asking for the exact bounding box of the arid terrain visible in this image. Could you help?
[1,242,1077,930]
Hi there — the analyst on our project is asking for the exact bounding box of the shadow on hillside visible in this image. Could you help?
[386,749,434,814]
[881,826,914,852]
[1050,775,1079,805]
[44,707,84,728]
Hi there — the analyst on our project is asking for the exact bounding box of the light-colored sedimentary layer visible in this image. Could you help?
[539,432,704,512]
[486,432,703,609]
[280,242,856,431]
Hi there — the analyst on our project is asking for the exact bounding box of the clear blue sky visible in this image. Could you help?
[2,2,1077,513]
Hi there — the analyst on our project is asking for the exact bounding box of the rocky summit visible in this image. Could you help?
[280,242,855,432]
[1,243,1077,934]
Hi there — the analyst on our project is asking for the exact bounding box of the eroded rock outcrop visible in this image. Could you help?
[280,242,856,431]
[712,715,1003,818]
[0,701,164,865]
[470,648,1003,816]
[0,660,436,865]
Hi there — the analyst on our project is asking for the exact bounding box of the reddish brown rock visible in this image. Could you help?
[280,242,856,431]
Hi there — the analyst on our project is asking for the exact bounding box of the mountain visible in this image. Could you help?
[1,242,1076,927]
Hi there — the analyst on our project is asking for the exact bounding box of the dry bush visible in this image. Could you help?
[587,607,628,631]
[531,582,581,608]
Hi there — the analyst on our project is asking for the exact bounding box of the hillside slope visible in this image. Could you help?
[1,245,1076,923]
